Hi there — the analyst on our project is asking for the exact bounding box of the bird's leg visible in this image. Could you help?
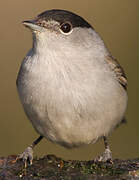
[17,135,43,167]
[94,136,112,162]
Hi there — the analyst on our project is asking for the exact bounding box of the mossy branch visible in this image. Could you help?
[0,154,139,179]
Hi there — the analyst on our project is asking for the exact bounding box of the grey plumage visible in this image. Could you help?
[17,9,127,159]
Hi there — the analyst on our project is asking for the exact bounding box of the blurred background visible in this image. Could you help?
[0,0,138,160]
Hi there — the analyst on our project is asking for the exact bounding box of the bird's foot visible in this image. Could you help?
[16,146,33,168]
[94,148,112,162]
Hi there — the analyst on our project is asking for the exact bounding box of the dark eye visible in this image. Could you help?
[60,22,72,34]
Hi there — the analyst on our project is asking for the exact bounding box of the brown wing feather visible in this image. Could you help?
[106,55,127,90]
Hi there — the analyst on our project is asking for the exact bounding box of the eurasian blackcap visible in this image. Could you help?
[16,9,128,165]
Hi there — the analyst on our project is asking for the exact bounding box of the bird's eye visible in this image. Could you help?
[60,22,72,34]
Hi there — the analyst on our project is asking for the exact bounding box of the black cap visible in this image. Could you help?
[36,9,93,29]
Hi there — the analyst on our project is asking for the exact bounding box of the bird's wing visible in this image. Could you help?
[105,55,127,90]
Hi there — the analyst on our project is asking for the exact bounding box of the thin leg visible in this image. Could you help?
[17,135,43,167]
[103,136,110,151]
[31,135,43,148]
[94,136,112,162]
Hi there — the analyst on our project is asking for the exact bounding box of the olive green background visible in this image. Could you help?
[0,0,138,160]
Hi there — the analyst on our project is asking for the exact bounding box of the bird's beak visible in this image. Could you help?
[22,20,44,32]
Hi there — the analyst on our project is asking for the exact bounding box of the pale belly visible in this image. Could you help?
[17,60,127,148]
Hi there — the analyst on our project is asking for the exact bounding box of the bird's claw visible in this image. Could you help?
[16,146,33,168]
[94,148,112,162]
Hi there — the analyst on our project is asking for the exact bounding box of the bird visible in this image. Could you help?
[16,9,128,165]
